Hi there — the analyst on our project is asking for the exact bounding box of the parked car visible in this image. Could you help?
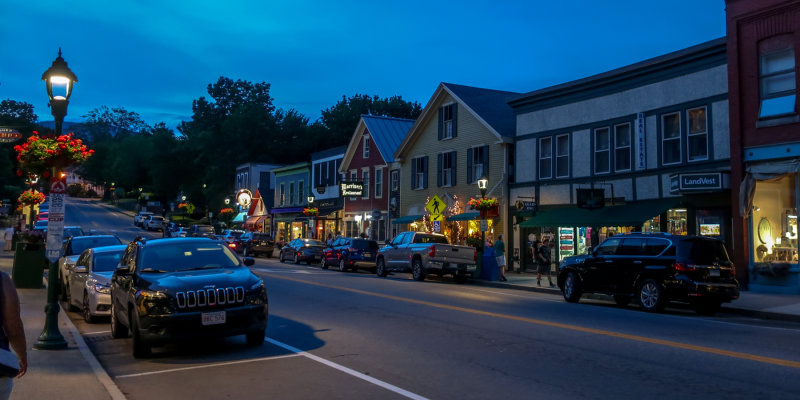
[110,237,268,358]
[164,223,187,238]
[220,229,245,251]
[65,245,127,322]
[376,232,477,282]
[279,238,325,264]
[33,220,48,230]
[133,211,153,227]
[322,237,379,272]
[557,233,740,315]
[242,233,275,258]
[189,224,216,238]
[63,226,85,239]
[59,235,123,300]
[144,215,166,231]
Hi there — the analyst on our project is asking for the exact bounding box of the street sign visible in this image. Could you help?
[425,195,445,215]
[515,200,537,212]
[432,220,441,232]
[429,214,444,222]
[480,219,488,232]
[46,179,67,262]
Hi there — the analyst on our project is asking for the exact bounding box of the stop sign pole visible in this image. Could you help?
[33,176,67,350]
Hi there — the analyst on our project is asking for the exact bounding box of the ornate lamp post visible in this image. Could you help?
[477,176,489,248]
[34,49,77,350]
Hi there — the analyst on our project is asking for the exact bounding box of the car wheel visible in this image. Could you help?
[691,300,721,316]
[613,295,630,307]
[110,302,128,339]
[562,272,582,303]
[83,292,95,323]
[279,252,285,263]
[411,258,426,281]
[339,258,348,272]
[294,253,300,264]
[376,258,387,277]
[638,278,666,312]
[246,330,265,347]
[321,258,329,270]
[131,314,151,358]
[243,248,248,257]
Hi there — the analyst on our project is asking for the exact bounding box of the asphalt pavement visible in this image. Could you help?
[2,198,800,399]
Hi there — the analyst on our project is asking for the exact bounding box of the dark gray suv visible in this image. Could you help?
[557,233,739,315]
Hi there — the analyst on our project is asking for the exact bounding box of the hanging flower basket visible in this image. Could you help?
[467,197,498,211]
[18,189,46,206]
[219,208,236,218]
[13,131,93,175]
[302,207,319,216]
[178,202,195,215]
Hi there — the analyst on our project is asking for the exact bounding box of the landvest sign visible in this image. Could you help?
[670,172,725,193]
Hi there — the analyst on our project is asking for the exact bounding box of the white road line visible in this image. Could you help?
[265,337,429,400]
[115,354,302,379]
[82,330,111,336]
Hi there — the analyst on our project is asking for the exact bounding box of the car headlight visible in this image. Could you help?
[246,280,267,305]
[136,290,171,314]
[94,282,111,294]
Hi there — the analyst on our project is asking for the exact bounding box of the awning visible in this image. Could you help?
[519,198,682,228]
[244,216,269,231]
[391,214,424,225]
[232,212,247,223]
[446,212,480,221]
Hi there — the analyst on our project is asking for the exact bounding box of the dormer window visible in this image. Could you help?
[439,104,457,140]
[363,136,370,158]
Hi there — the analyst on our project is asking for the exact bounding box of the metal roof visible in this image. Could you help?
[361,115,415,163]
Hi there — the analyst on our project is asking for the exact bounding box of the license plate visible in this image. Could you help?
[201,311,226,326]
[709,269,720,277]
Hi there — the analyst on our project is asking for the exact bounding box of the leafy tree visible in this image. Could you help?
[0,100,39,199]
[319,94,422,147]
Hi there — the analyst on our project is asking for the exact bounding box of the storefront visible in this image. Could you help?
[271,207,304,242]
[314,198,343,241]
[243,215,270,234]
[740,160,800,293]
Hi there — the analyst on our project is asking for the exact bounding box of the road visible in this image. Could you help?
[63,198,800,399]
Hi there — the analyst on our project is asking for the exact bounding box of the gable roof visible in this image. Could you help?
[394,82,520,160]
[311,145,347,161]
[340,115,415,170]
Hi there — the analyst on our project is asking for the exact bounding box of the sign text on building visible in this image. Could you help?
[340,181,363,197]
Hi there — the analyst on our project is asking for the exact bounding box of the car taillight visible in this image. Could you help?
[428,245,436,257]
[673,262,697,272]
[228,243,236,248]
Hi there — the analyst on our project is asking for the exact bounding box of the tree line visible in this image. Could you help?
[0,76,422,212]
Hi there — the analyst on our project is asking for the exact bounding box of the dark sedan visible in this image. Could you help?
[322,237,379,272]
[279,238,325,264]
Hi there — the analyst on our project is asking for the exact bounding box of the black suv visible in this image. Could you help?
[110,237,268,357]
[557,233,739,315]
[242,232,275,258]
[189,224,216,238]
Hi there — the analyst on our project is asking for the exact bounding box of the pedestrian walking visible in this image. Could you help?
[0,271,27,399]
[537,237,554,287]
[495,234,507,281]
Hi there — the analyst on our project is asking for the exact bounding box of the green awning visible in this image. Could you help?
[392,214,424,224]
[519,198,682,228]
[446,212,480,221]
[232,212,248,223]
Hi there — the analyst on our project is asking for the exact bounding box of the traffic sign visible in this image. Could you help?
[46,189,66,262]
[432,220,441,232]
[429,214,444,222]
[480,219,489,232]
[425,195,445,215]
[50,178,66,194]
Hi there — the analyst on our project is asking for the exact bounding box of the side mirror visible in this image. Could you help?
[243,257,255,266]
[74,265,88,274]
[114,265,131,275]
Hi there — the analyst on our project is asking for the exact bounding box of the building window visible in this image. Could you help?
[555,134,569,178]
[375,168,383,198]
[279,183,285,206]
[298,181,304,204]
[442,104,454,139]
[439,151,456,187]
[411,156,427,190]
[362,169,369,199]
[662,112,681,165]
[594,127,610,174]
[614,123,631,172]
[391,170,400,192]
[759,46,796,118]
[687,107,708,161]
[349,171,357,200]
[539,137,552,179]
[469,146,487,183]
[363,136,370,158]
[289,182,295,205]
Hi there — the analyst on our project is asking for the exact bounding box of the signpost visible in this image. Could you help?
[425,195,446,227]
[45,178,66,262]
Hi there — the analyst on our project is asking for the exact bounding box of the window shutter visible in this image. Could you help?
[423,156,429,189]
[452,104,458,138]
[438,108,443,140]
[451,151,457,186]
[437,153,443,187]
[483,145,490,177]
[467,147,474,183]
[411,158,417,189]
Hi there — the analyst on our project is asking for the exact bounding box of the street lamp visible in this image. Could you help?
[225,198,230,205]
[181,195,187,201]
[35,49,77,350]
[476,176,489,252]
[307,195,315,204]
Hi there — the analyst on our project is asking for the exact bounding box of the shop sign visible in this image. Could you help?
[515,200,537,212]
[636,113,646,169]
[340,181,363,197]
[0,127,22,143]
[576,188,605,209]
[315,197,342,209]
[670,172,724,193]
[480,219,489,232]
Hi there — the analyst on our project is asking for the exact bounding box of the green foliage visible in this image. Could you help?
[320,94,422,148]
[0,100,37,198]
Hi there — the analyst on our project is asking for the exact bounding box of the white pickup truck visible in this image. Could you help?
[375,232,477,283]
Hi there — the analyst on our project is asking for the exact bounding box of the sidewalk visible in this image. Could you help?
[0,247,123,400]
[473,269,800,322]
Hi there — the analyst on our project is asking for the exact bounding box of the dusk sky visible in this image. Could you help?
[0,0,727,130]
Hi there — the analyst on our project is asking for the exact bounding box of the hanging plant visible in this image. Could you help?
[13,131,93,175]
[178,202,195,215]
[18,189,46,206]
[467,197,498,211]
[302,207,319,216]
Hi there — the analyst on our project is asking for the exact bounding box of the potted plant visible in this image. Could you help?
[302,207,319,216]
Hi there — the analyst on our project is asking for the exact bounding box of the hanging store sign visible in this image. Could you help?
[636,113,646,169]
[0,128,22,143]
[669,172,726,193]
[340,181,363,197]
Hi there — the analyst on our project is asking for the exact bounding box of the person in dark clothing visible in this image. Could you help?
[0,271,27,398]
[537,238,554,287]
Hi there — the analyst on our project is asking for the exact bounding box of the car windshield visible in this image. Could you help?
[412,234,449,244]
[72,237,121,254]
[197,226,214,233]
[353,240,379,250]
[93,251,125,272]
[229,231,243,238]
[679,239,731,265]
[139,241,240,273]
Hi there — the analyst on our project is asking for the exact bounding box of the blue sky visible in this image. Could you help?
[0,0,727,129]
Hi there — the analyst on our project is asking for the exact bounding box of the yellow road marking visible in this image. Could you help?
[263,273,800,369]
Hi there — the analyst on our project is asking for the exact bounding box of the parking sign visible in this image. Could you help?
[432,220,441,232]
